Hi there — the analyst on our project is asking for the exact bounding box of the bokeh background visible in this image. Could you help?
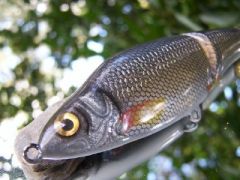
[0,0,240,179]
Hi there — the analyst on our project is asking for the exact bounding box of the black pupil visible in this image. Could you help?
[62,119,74,131]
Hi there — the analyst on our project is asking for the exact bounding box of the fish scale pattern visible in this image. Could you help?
[26,29,240,161]
[95,35,210,134]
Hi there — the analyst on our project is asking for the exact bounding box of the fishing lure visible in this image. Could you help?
[23,28,240,162]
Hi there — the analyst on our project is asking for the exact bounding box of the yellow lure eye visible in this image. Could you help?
[54,112,80,137]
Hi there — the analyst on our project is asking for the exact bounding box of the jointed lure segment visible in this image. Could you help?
[21,28,240,162]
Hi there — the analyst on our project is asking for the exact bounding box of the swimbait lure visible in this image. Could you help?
[23,28,240,162]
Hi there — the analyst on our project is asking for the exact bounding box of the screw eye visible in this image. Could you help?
[54,113,80,137]
[23,143,42,164]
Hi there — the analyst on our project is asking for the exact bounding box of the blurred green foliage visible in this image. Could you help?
[1,0,240,179]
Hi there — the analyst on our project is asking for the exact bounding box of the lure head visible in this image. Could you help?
[24,89,120,162]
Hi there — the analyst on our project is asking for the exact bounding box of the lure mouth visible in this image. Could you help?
[23,143,42,164]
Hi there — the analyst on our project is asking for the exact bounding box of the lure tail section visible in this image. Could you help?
[185,29,240,79]
[204,28,240,61]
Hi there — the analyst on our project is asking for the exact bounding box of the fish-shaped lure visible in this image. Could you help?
[23,28,240,162]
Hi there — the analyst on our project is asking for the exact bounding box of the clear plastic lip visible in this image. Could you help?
[23,143,42,164]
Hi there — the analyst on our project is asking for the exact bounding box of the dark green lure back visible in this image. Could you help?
[22,29,240,161]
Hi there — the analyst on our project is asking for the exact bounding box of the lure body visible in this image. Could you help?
[23,29,240,161]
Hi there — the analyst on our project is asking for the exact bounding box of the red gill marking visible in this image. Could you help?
[119,103,144,132]
[119,98,165,133]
